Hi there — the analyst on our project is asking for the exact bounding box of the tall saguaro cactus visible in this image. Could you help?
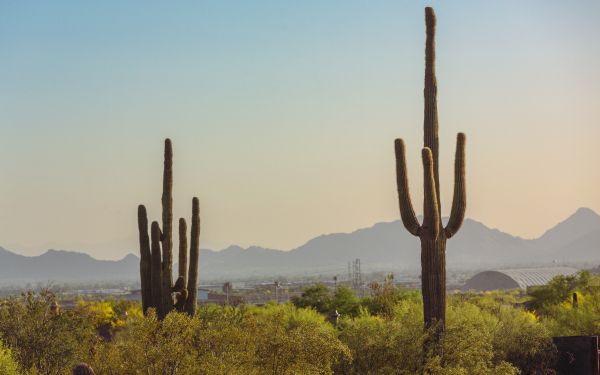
[161,140,174,317]
[394,7,466,334]
[138,139,201,320]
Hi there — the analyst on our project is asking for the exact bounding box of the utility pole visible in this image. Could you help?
[274,281,280,303]
[348,262,352,282]
[352,258,362,290]
[222,282,232,305]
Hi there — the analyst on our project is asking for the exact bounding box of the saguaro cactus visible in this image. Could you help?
[138,139,201,319]
[394,7,466,334]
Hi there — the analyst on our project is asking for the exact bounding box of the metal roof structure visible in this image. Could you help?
[461,267,579,292]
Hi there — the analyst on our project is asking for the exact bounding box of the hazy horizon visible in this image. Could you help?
[1,205,597,261]
[1,1,599,259]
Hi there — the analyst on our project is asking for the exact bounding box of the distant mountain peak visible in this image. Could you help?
[554,207,599,227]
[121,253,138,262]
[537,207,600,248]
[221,245,244,252]
[573,207,599,217]
[42,249,92,258]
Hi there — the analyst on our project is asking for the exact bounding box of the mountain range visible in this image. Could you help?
[1,208,598,283]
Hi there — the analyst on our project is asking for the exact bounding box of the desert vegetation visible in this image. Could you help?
[0,272,598,374]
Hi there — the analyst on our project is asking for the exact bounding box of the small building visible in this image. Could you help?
[461,267,578,292]
[197,289,209,301]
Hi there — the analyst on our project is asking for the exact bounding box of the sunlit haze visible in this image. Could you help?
[1,1,599,259]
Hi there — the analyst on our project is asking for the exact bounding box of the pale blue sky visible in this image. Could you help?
[0,1,599,258]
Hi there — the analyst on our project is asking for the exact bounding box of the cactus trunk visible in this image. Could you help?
[137,205,152,314]
[178,218,188,284]
[161,139,174,316]
[150,221,163,319]
[420,238,446,329]
[185,197,200,316]
[394,7,467,340]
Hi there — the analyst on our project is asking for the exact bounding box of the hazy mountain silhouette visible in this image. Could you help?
[536,207,600,250]
[0,248,138,282]
[0,208,598,282]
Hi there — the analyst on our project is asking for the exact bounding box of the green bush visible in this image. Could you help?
[4,277,594,374]
[361,280,420,318]
[335,301,425,374]
[0,340,21,375]
[0,291,96,375]
[89,309,199,374]
[526,271,595,314]
[89,303,350,375]
[541,289,600,337]
[251,304,351,374]
[291,283,332,314]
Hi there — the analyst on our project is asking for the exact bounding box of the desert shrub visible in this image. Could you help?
[431,302,518,375]
[491,305,555,373]
[194,305,258,374]
[335,301,426,374]
[457,290,522,313]
[249,303,351,374]
[0,291,96,375]
[540,289,600,337]
[423,357,517,375]
[75,299,142,341]
[90,303,349,375]
[0,286,571,374]
[457,291,556,372]
[361,280,420,318]
[291,284,363,318]
[331,286,361,317]
[526,271,596,314]
[89,309,198,374]
[336,298,521,374]
[0,340,21,375]
[291,283,332,313]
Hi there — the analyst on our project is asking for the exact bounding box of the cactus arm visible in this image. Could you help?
[423,7,441,211]
[161,138,174,315]
[394,139,421,236]
[150,221,163,319]
[137,205,152,314]
[185,197,200,316]
[444,133,466,238]
[422,148,440,239]
[178,218,188,283]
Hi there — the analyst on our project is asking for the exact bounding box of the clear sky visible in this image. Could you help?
[0,1,599,259]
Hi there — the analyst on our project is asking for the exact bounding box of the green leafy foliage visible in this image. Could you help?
[0,340,21,375]
[361,280,420,317]
[5,273,600,374]
[89,309,199,374]
[290,283,332,314]
[526,271,594,313]
[86,304,350,375]
[331,286,361,317]
[335,300,426,374]
[0,291,97,375]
